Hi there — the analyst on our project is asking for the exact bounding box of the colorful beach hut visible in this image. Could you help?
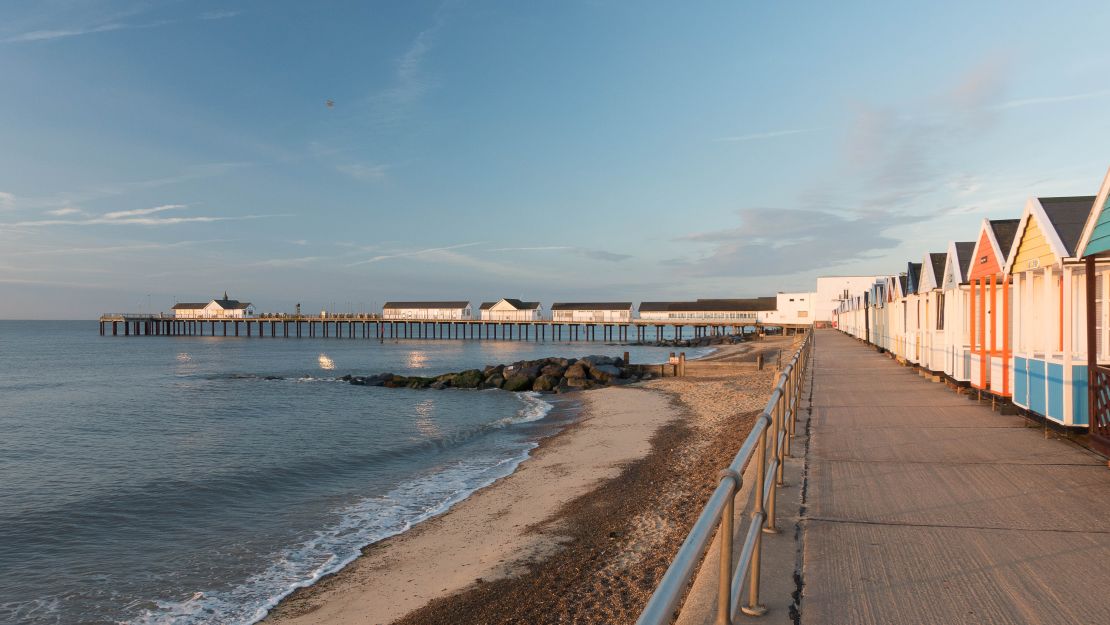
[941,241,976,382]
[1076,168,1110,454]
[967,218,1019,397]
[919,252,948,373]
[1007,196,1094,426]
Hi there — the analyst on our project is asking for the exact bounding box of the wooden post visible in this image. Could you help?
[1087,256,1097,438]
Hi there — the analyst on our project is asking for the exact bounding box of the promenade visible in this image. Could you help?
[803,330,1110,625]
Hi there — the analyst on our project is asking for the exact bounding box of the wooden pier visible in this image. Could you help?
[97,313,809,341]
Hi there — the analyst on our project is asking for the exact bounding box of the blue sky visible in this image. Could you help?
[2,0,1109,318]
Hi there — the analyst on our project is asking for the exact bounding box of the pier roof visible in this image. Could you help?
[383,301,470,309]
[550,302,633,310]
[639,297,776,312]
[171,302,209,309]
[479,299,540,310]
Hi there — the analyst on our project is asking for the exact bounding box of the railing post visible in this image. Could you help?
[742,418,768,617]
[783,373,793,457]
[718,470,741,625]
[766,401,781,529]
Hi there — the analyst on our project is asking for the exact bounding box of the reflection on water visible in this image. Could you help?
[317,354,335,370]
[406,351,428,369]
[414,398,442,439]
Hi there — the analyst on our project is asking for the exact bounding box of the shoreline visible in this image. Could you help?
[263,384,682,625]
[262,339,785,624]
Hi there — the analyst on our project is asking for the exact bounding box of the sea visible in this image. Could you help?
[0,321,710,625]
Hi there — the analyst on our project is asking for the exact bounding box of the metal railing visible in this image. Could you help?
[636,329,813,625]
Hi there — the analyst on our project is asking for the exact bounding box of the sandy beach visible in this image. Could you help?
[265,338,791,625]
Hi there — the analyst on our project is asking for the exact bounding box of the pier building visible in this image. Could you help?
[382,301,472,320]
[550,303,633,323]
[170,293,254,319]
[479,299,543,321]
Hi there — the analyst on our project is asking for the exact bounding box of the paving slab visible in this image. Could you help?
[801,330,1110,625]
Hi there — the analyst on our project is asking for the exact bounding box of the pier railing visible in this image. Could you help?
[636,329,813,625]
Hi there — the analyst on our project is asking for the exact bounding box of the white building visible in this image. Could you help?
[638,298,777,323]
[550,302,634,323]
[171,293,255,319]
[815,276,886,325]
[762,292,816,326]
[479,298,543,321]
[382,301,472,320]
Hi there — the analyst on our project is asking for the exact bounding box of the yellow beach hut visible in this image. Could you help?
[1007,196,1095,426]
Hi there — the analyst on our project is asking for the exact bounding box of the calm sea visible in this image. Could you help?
[0,321,707,625]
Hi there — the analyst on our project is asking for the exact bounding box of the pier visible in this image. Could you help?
[97,313,810,341]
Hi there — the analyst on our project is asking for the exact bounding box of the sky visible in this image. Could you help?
[2,0,1109,319]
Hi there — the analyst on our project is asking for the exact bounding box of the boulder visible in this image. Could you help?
[481,374,505,390]
[588,364,623,383]
[580,355,617,367]
[566,376,590,388]
[406,377,434,389]
[540,363,567,378]
[555,379,574,394]
[532,374,560,392]
[453,369,483,389]
[502,374,534,392]
[564,362,589,379]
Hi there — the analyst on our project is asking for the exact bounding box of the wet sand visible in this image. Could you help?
[264,339,790,625]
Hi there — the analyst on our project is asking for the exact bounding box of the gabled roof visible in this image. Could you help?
[479,298,540,310]
[172,302,209,309]
[929,253,947,286]
[906,262,922,295]
[1077,166,1110,258]
[955,241,976,280]
[383,301,470,309]
[1040,196,1095,256]
[212,298,251,310]
[639,297,777,312]
[550,302,633,311]
[989,219,1020,257]
[898,274,908,296]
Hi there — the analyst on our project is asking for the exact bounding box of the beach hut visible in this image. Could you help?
[1006,196,1094,425]
[868,278,888,350]
[879,275,900,353]
[967,218,1020,397]
[1077,168,1110,454]
[941,241,976,382]
[889,273,909,360]
[904,262,923,364]
[919,252,948,372]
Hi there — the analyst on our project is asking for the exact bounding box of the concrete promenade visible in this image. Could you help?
[802,330,1110,625]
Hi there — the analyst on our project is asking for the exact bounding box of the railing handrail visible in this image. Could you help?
[636,328,814,625]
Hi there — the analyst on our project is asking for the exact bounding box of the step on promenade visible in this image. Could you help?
[802,329,1110,625]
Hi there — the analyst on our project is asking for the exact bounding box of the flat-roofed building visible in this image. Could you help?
[382,301,472,320]
[638,297,777,323]
[762,292,816,325]
[479,298,543,321]
[550,302,633,323]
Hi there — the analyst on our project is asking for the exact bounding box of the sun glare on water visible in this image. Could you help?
[317,354,336,370]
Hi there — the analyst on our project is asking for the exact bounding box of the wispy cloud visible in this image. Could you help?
[251,256,328,268]
[0,192,13,210]
[366,3,453,128]
[4,9,241,44]
[20,239,228,256]
[713,128,817,143]
[488,246,632,262]
[2,204,286,229]
[102,204,185,220]
[46,206,83,216]
[337,163,389,181]
[348,242,484,266]
[991,89,1110,111]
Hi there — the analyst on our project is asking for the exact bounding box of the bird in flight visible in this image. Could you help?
[325,99,335,108]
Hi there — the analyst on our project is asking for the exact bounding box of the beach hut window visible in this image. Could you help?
[1031,272,1045,356]
[1073,268,1087,359]
[937,293,945,330]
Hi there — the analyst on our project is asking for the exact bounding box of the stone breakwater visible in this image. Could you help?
[340,355,649,394]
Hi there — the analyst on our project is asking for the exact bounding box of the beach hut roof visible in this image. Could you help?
[1077,167,1110,258]
[955,242,976,280]
[1040,196,1095,256]
[989,219,1021,256]
[897,274,908,296]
